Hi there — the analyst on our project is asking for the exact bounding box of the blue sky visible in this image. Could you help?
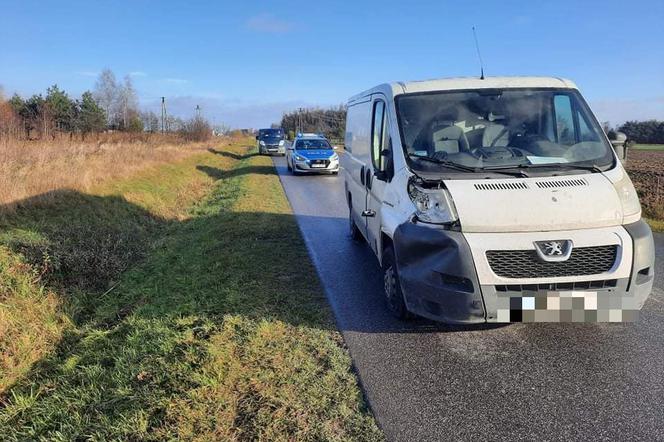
[1,0,663,128]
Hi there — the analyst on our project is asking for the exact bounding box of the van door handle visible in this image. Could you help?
[360,165,365,186]
[361,209,376,217]
[366,168,372,190]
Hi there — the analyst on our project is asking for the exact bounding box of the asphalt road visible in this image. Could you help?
[272,156,664,442]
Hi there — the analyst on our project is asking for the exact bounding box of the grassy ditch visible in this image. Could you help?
[0,142,382,440]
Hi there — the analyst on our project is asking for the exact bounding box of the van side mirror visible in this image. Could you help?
[255,135,259,140]
[609,131,628,164]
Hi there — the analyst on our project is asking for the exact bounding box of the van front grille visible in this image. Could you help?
[495,279,618,292]
[486,245,618,279]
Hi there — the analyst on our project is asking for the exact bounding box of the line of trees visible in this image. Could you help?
[618,120,664,145]
[1,68,214,142]
[1,85,107,140]
[280,106,346,141]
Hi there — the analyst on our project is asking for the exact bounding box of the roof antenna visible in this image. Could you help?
[472,26,485,79]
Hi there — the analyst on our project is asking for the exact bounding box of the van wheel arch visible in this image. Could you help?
[382,243,413,320]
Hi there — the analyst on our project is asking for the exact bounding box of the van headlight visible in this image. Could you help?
[279,140,285,146]
[613,171,641,221]
[259,140,265,146]
[407,181,458,224]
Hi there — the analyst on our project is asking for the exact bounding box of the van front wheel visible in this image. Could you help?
[382,246,412,320]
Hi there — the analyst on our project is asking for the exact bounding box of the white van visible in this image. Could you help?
[341,77,654,323]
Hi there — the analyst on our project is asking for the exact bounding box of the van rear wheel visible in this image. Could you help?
[382,246,412,320]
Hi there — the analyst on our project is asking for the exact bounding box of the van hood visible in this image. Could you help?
[443,173,623,233]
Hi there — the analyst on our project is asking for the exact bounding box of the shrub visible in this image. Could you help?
[180,116,212,142]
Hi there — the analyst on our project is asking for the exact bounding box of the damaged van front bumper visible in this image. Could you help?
[392,219,655,324]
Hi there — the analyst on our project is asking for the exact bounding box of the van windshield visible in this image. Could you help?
[395,89,614,173]
[260,129,283,138]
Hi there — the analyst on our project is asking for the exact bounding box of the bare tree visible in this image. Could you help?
[140,110,160,133]
[93,68,118,128]
[120,75,139,129]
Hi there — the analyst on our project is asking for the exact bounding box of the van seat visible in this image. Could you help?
[482,123,509,147]
[433,125,469,154]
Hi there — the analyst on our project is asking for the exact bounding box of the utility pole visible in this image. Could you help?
[161,97,167,133]
[123,97,127,129]
[298,107,304,134]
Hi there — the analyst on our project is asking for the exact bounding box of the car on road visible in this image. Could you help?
[256,128,287,155]
[342,76,654,324]
[286,133,340,175]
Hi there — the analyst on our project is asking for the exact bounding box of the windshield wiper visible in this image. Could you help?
[411,155,529,177]
[485,163,604,173]
[543,163,604,173]
[410,155,478,172]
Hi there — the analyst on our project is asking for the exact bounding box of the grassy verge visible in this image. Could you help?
[645,218,664,233]
[631,144,664,151]
[0,141,381,440]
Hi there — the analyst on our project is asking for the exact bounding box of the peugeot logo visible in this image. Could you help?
[534,240,573,262]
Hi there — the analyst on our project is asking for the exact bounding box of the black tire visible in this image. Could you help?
[349,209,363,242]
[382,246,412,320]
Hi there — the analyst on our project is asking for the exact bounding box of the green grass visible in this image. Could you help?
[645,218,664,233]
[0,142,382,440]
[631,144,664,151]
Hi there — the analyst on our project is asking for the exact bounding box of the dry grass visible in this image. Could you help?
[0,136,245,394]
[626,150,664,221]
[0,133,239,212]
[0,143,382,440]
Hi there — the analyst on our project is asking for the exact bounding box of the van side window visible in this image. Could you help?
[577,109,599,142]
[553,94,576,145]
[371,100,387,171]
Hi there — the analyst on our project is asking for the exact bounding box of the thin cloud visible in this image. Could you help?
[129,71,148,77]
[246,13,294,33]
[591,96,664,125]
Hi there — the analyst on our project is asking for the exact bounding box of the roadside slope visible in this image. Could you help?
[0,144,382,440]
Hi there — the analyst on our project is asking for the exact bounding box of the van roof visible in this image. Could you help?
[348,76,578,104]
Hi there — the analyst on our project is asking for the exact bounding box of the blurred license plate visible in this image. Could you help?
[311,163,325,168]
